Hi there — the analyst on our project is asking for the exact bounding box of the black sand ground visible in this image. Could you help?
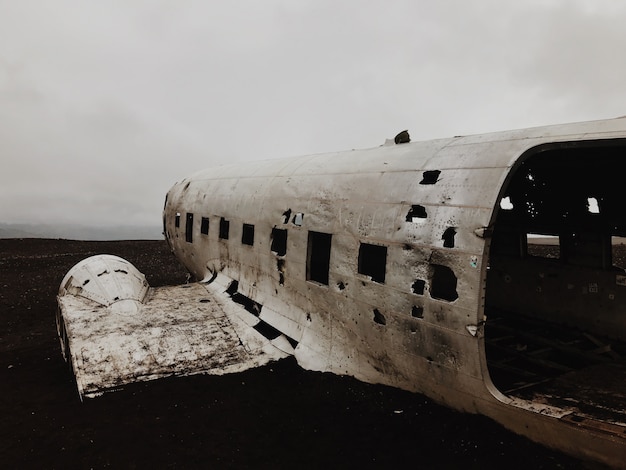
[0,239,588,469]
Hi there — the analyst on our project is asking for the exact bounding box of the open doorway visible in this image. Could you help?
[484,140,626,425]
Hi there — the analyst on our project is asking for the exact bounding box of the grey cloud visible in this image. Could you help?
[2,1,626,229]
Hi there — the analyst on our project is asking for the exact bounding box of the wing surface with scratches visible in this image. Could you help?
[57,255,291,399]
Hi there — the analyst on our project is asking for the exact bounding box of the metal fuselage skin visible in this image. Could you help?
[163,119,626,466]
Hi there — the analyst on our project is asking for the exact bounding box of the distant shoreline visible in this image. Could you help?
[0,223,162,241]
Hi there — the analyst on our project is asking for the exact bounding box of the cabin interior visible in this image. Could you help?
[485,141,626,427]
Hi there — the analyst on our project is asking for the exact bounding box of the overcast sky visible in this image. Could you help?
[1,0,625,228]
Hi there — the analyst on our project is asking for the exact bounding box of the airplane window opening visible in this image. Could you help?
[185,213,194,243]
[526,233,560,259]
[406,205,427,222]
[242,223,255,246]
[412,279,426,295]
[219,217,230,240]
[201,217,209,235]
[420,170,441,185]
[175,213,181,228]
[612,236,626,270]
[292,213,304,226]
[430,264,458,302]
[412,305,424,318]
[373,308,386,325]
[358,243,387,283]
[306,231,332,285]
[270,228,288,256]
[442,227,456,248]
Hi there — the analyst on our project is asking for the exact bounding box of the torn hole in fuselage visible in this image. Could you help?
[500,196,514,210]
[420,170,441,185]
[373,308,386,325]
[412,279,426,295]
[277,259,285,286]
[430,264,458,302]
[442,227,457,248]
[282,209,292,224]
[406,204,427,223]
[412,305,424,318]
[271,227,288,256]
[292,213,304,226]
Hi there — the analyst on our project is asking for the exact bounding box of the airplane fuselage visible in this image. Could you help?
[162,119,626,466]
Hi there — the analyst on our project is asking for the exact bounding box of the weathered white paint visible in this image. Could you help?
[58,118,626,467]
[57,255,290,398]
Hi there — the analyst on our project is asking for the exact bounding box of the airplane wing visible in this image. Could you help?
[57,255,293,399]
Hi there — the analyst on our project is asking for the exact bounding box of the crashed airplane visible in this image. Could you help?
[57,118,626,467]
